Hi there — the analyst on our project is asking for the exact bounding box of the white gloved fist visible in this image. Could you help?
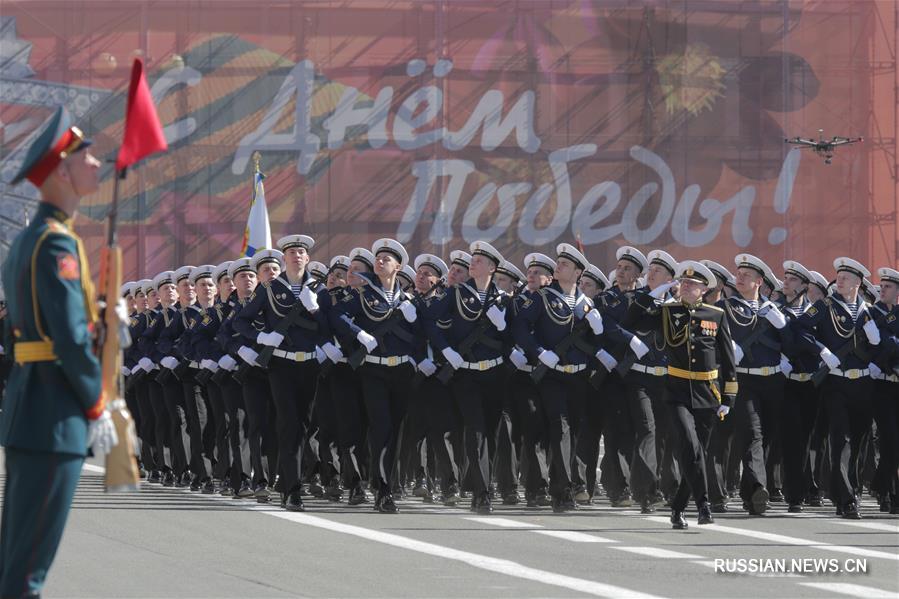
[322,342,344,363]
[762,304,787,329]
[138,357,155,372]
[238,345,260,366]
[398,300,417,323]
[256,331,284,348]
[820,347,841,370]
[201,359,218,372]
[538,349,560,369]
[161,356,179,370]
[87,410,119,455]
[650,280,677,300]
[509,349,528,371]
[121,366,131,377]
[868,362,882,378]
[486,305,506,331]
[418,358,437,376]
[596,349,617,372]
[585,309,603,335]
[357,330,378,353]
[299,285,319,312]
[315,346,326,363]
[716,405,731,420]
[442,347,464,370]
[863,319,881,345]
[732,341,745,365]
[629,336,649,359]
[779,355,792,377]
[218,355,238,371]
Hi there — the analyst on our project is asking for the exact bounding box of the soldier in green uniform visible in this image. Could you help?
[0,107,118,598]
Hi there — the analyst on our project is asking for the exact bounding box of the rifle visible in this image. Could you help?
[434,289,506,385]
[738,316,780,364]
[255,298,319,369]
[530,319,593,384]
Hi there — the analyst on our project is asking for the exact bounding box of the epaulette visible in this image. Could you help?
[44,219,72,236]
[700,303,724,312]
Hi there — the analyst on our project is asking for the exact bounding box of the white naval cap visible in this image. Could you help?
[449,250,471,269]
[607,268,617,284]
[174,265,196,284]
[496,259,525,283]
[189,264,216,284]
[470,240,503,266]
[397,265,416,287]
[616,246,648,272]
[137,279,154,295]
[833,257,870,280]
[647,250,677,276]
[152,270,175,290]
[556,243,588,270]
[878,267,899,285]
[212,261,233,282]
[702,260,736,288]
[277,234,315,252]
[524,253,556,275]
[734,253,771,278]
[372,238,409,266]
[761,264,782,292]
[414,254,448,278]
[228,258,254,279]
[307,261,328,280]
[808,270,829,293]
[350,247,376,269]
[676,260,715,287]
[783,260,813,284]
[251,249,284,271]
[329,255,351,271]
[862,278,879,300]
[120,281,138,297]
[582,264,610,290]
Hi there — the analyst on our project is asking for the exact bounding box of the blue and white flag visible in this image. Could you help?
[240,171,271,257]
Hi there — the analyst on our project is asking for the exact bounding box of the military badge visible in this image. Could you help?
[57,253,80,280]
[700,320,718,335]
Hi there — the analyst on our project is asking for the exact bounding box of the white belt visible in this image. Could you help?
[188,361,199,369]
[517,364,534,373]
[273,349,317,363]
[736,365,782,376]
[872,373,899,383]
[829,368,869,380]
[553,363,587,374]
[460,358,504,371]
[364,355,410,367]
[630,364,668,377]
[787,372,813,382]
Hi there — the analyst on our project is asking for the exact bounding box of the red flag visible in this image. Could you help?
[115,58,167,170]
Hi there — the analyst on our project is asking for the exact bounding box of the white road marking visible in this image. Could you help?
[798,582,898,598]
[82,463,106,474]
[644,516,899,562]
[465,516,616,542]
[614,546,700,559]
[831,520,899,533]
[465,517,538,528]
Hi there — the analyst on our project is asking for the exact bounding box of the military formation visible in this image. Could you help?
[112,236,899,528]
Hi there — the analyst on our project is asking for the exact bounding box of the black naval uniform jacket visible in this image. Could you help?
[780,296,820,375]
[190,300,230,364]
[794,293,879,372]
[868,301,899,375]
[717,294,786,369]
[144,304,178,364]
[626,296,738,410]
[125,310,147,371]
[597,286,669,371]
[215,292,258,357]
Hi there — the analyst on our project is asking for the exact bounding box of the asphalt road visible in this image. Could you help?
[2,454,897,599]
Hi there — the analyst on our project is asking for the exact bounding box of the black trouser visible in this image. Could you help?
[759,380,786,493]
[313,371,341,485]
[160,377,190,476]
[808,390,830,499]
[538,370,589,498]
[512,371,548,494]
[575,374,606,498]
[219,376,251,491]
[360,361,413,495]
[451,367,512,497]
[330,363,367,488]
[651,387,679,498]
[707,412,733,505]
[599,375,630,500]
[495,372,520,496]
[623,371,663,502]
[824,375,874,508]
[242,368,276,487]
[871,381,899,498]
[413,376,460,490]
[135,379,159,471]
[267,357,318,495]
[147,379,172,471]
[206,379,231,481]
[731,373,771,502]
[669,401,716,511]
[781,377,819,505]
[182,372,211,480]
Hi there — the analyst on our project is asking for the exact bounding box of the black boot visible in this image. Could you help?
[697,502,714,525]
[477,493,494,514]
[284,490,305,512]
[671,510,688,530]
[378,493,399,514]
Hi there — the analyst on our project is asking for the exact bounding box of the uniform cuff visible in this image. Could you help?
[85,390,107,420]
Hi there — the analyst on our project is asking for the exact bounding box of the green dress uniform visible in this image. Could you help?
[0,108,104,598]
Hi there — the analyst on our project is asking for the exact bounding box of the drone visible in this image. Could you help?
[784,129,862,164]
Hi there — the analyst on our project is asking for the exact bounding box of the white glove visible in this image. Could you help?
[115,298,130,324]
[299,285,319,312]
[596,349,617,372]
[256,331,284,348]
[486,305,507,331]
[238,345,260,366]
[201,358,218,372]
[509,349,528,370]
[322,342,344,363]
[121,366,131,377]
[820,347,840,370]
[585,309,603,335]
[398,300,417,323]
[87,410,119,455]
[357,330,378,352]
[762,304,787,329]
[218,354,238,371]
[868,362,882,378]
[629,336,649,359]
[442,347,464,370]
[863,319,881,345]
[732,341,744,365]
[779,355,792,376]
[716,405,731,420]
[418,358,437,376]
[161,356,179,370]
[650,280,677,300]
[138,357,155,372]
[538,349,560,369]
[315,346,326,363]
